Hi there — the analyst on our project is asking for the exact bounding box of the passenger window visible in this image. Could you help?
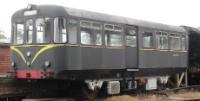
[68,19,78,44]
[104,24,123,46]
[162,32,168,49]
[126,29,137,47]
[14,24,24,44]
[26,20,33,44]
[156,32,168,49]
[156,32,162,49]
[169,34,181,50]
[143,32,153,48]
[81,30,93,45]
[36,18,49,43]
[80,20,102,45]
[181,35,186,50]
[54,18,67,43]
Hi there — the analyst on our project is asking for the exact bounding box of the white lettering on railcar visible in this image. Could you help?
[24,10,37,16]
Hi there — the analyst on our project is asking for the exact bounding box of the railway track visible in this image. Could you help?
[155,85,200,96]
[22,98,75,101]
[21,97,200,101]
[155,85,200,101]
[165,97,200,101]
[2,85,199,101]
[159,85,200,92]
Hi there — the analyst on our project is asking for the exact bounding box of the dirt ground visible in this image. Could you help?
[168,91,200,99]
[92,91,200,101]
[93,95,164,101]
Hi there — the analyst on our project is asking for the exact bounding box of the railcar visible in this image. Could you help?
[183,26,200,85]
[11,4,188,98]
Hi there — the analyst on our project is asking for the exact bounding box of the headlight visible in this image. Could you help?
[26,51,31,57]
[44,61,51,68]
[11,62,16,67]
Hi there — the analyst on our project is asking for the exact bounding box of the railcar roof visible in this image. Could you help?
[12,5,186,33]
[65,7,185,33]
[182,26,200,33]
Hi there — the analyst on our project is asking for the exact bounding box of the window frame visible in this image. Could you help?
[14,23,25,45]
[181,34,187,51]
[155,31,169,50]
[169,33,181,50]
[142,32,154,49]
[35,18,50,44]
[125,26,137,47]
[68,19,78,44]
[26,19,34,44]
[53,17,67,43]
[80,20,103,46]
[104,23,123,47]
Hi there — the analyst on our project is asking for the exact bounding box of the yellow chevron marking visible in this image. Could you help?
[31,44,64,64]
[10,46,27,63]
[11,43,126,65]
[13,44,55,47]
[27,61,30,67]
[12,44,75,47]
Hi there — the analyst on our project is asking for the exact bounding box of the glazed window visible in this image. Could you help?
[126,29,137,47]
[181,35,186,50]
[143,32,153,48]
[156,32,168,49]
[68,19,78,44]
[104,24,123,46]
[156,32,162,49]
[26,19,33,44]
[80,20,102,45]
[169,34,181,50]
[36,18,49,43]
[54,18,67,43]
[14,24,24,44]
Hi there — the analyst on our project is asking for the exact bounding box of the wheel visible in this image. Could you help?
[81,84,100,100]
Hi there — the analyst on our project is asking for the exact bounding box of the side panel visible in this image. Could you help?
[65,46,126,70]
[125,47,137,68]
[81,47,102,69]
[137,27,187,76]
[102,48,125,69]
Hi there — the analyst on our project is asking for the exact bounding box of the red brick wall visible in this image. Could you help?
[0,46,10,73]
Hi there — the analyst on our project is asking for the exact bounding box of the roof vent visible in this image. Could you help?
[27,4,34,10]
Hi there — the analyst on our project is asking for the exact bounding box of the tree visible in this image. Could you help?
[0,29,9,43]
[0,34,6,39]
[0,30,6,40]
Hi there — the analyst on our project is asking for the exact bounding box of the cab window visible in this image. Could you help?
[26,19,33,44]
[36,18,49,43]
[104,24,123,46]
[143,32,153,48]
[14,23,24,44]
[54,18,67,43]
[125,29,137,47]
[80,20,102,45]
